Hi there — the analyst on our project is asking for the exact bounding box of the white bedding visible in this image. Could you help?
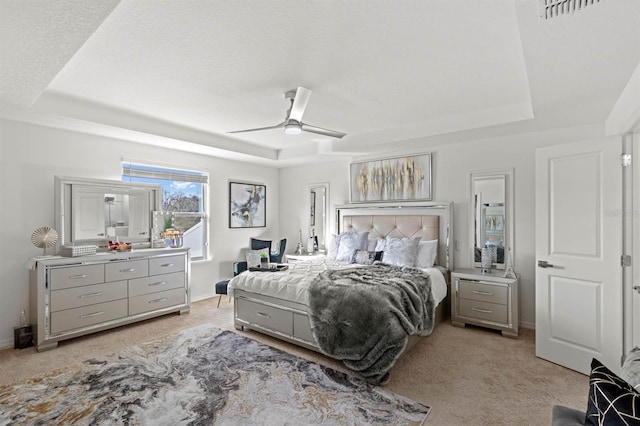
[228,259,448,307]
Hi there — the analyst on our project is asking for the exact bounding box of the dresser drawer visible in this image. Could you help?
[51,299,128,334]
[105,259,148,282]
[459,299,508,324]
[49,264,104,290]
[149,255,185,276]
[459,280,507,305]
[128,272,185,297]
[129,288,186,316]
[51,280,127,312]
[236,298,293,336]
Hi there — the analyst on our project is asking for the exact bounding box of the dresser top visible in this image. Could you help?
[28,247,189,269]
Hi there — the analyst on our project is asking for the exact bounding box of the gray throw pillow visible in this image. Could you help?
[380,236,421,267]
[351,250,383,265]
[335,232,369,263]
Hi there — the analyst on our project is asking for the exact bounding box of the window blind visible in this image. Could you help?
[122,163,209,184]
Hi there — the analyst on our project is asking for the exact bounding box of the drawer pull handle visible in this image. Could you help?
[80,311,104,319]
[472,290,494,296]
[79,292,104,298]
[148,297,168,304]
[120,268,136,273]
[148,281,167,287]
[472,307,494,314]
[160,263,174,268]
[69,274,88,279]
[257,312,271,319]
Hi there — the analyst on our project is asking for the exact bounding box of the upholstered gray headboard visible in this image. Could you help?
[335,203,453,270]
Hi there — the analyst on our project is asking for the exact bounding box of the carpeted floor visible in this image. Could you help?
[0,297,588,425]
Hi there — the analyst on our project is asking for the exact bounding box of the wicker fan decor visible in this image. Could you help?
[31,226,58,256]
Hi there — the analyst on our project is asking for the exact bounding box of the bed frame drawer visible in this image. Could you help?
[236,298,293,336]
[459,299,507,324]
[293,313,314,343]
[459,280,507,304]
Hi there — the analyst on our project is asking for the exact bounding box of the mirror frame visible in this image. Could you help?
[308,182,330,252]
[54,175,162,250]
[469,168,514,270]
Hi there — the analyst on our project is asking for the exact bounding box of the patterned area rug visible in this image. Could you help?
[0,324,429,425]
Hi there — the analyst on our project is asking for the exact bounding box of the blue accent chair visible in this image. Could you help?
[250,238,287,263]
[215,261,248,308]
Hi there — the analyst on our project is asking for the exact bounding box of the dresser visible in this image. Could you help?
[451,268,518,337]
[29,248,190,351]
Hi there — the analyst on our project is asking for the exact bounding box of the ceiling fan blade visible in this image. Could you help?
[228,122,285,134]
[301,123,347,139]
[288,87,312,123]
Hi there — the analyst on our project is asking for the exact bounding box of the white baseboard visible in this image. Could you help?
[520,321,535,330]
[0,337,14,350]
[191,293,217,303]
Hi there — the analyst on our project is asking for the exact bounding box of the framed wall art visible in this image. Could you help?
[349,153,432,203]
[229,182,266,228]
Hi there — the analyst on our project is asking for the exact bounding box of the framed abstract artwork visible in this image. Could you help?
[349,153,432,203]
[229,182,266,228]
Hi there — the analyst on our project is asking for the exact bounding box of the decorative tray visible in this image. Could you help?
[249,264,289,272]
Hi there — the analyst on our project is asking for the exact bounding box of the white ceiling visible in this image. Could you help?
[1,0,639,167]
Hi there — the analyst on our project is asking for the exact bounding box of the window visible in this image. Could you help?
[122,162,208,260]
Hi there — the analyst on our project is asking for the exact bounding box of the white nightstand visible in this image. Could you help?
[451,268,519,337]
[286,253,326,263]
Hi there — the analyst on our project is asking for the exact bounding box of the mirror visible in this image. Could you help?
[55,176,162,250]
[470,169,513,270]
[308,182,329,252]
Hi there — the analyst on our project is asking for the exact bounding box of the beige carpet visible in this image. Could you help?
[0,298,588,425]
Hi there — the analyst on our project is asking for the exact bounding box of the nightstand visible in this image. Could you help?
[451,268,518,337]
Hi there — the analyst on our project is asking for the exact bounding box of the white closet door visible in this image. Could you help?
[535,138,622,374]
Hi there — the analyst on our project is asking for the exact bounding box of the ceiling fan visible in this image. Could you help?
[228,87,346,139]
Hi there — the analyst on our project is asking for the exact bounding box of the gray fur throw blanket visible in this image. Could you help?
[307,263,436,385]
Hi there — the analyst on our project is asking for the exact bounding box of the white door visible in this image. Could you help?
[72,187,106,240]
[633,134,640,348]
[535,138,622,375]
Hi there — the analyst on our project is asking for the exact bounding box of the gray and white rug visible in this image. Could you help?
[0,324,429,425]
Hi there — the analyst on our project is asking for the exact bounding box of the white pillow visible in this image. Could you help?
[415,239,438,268]
[327,234,342,260]
[367,238,379,251]
[246,248,269,268]
[380,236,421,267]
[374,238,386,252]
[335,231,370,263]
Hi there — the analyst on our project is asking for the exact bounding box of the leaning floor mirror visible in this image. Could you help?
[308,182,329,253]
[469,169,514,271]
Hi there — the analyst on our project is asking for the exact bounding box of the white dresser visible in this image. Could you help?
[29,248,190,351]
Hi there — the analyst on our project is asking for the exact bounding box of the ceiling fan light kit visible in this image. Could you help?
[229,86,346,139]
[284,121,302,135]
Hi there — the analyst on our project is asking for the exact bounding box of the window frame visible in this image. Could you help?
[122,162,209,261]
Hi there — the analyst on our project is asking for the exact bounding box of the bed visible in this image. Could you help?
[228,203,453,384]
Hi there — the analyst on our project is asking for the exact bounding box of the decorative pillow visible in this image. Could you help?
[374,238,386,252]
[415,239,438,268]
[327,234,342,260]
[245,248,269,268]
[367,238,379,252]
[622,347,640,391]
[585,358,640,426]
[351,250,383,265]
[335,232,370,263]
[380,236,421,267]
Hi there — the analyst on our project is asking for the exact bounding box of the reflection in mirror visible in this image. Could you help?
[308,183,329,252]
[470,170,513,270]
[56,176,161,250]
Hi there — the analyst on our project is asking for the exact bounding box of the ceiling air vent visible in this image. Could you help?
[539,0,603,19]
